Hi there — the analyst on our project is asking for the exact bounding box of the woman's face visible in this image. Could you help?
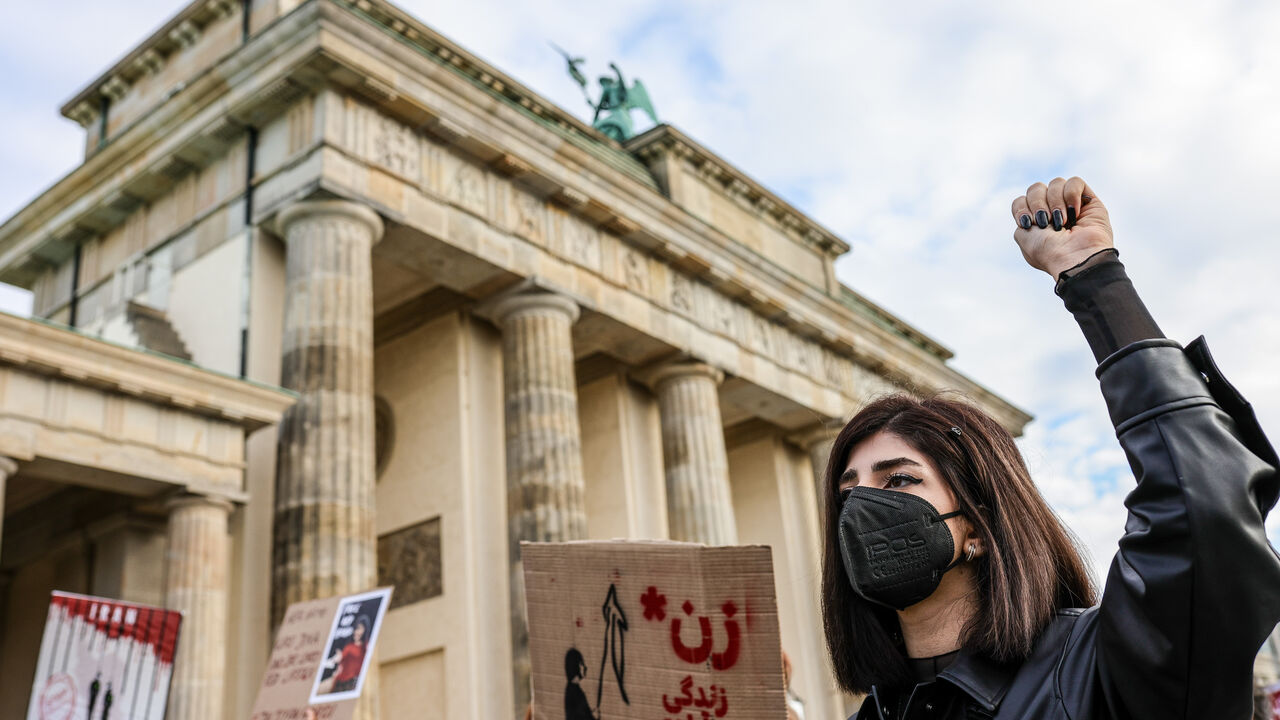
[839,430,960,516]
[354,623,366,643]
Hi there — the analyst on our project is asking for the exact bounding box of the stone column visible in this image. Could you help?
[792,424,840,511]
[164,493,232,720]
[0,457,16,557]
[273,199,383,719]
[492,291,587,710]
[645,362,737,545]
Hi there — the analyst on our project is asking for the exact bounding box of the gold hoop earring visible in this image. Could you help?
[966,544,976,562]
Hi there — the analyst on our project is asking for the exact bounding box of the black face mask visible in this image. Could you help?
[837,485,965,610]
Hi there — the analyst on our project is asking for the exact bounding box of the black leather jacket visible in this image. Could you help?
[854,337,1280,720]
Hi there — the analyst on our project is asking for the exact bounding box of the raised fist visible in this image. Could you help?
[1011,177,1114,278]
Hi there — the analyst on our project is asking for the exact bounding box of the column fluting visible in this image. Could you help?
[492,291,586,711]
[272,199,383,720]
[164,493,232,720]
[647,362,737,545]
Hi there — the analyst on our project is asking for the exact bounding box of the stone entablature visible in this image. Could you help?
[0,0,1027,433]
[309,91,1021,428]
[0,313,294,496]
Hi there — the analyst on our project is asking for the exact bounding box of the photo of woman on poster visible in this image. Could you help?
[320,614,369,694]
[309,589,390,704]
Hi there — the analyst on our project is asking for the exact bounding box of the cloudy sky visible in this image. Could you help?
[3,0,1279,581]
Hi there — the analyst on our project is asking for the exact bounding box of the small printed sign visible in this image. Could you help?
[249,587,393,720]
[26,592,182,720]
[309,589,391,704]
[523,540,786,720]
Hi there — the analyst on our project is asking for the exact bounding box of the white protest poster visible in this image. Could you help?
[309,588,392,704]
[523,540,786,720]
[249,587,392,720]
[27,592,183,720]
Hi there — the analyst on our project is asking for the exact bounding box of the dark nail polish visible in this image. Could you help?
[1066,206,1077,226]
[1035,210,1048,228]
[1019,214,1032,229]
[1052,209,1063,231]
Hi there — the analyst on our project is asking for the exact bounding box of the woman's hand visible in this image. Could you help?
[1011,177,1114,278]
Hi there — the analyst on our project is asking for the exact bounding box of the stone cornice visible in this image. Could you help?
[334,0,615,149]
[626,124,852,259]
[0,1,326,279]
[60,0,241,128]
[0,312,295,430]
[837,287,952,361]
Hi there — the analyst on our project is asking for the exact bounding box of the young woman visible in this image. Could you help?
[320,614,371,694]
[822,177,1280,719]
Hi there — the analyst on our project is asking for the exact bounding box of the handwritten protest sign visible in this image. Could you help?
[27,592,182,720]
[524,541,785,720]
[249,587,392,720]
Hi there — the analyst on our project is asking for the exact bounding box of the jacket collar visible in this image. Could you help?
[861,650,1015,718]
[935,649,1016,712]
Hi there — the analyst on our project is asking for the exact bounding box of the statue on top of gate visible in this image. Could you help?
[552,43,659,142]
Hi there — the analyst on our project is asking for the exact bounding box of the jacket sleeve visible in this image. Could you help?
[1094,336,1280,719]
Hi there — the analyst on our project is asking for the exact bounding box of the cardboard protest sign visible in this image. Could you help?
[27,591,182,720]
[250,587,392,720]
[523,541,785,720]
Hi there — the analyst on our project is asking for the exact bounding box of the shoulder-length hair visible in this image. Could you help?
[820,394,1095,693]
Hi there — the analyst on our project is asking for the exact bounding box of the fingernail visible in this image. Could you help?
[1019,214,1032,229]
[1067,206,1077,225]
[1035,210,1048,228]
[1052,209,1063,231]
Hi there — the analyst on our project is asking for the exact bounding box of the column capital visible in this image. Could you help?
[0,456,17,479]
[636,361,724,392]
[488,290,580,326]
[165,492,234,514]
[787,421,842,451]
[275,198,385,242]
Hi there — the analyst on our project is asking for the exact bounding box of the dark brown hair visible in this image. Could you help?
[821,394,1096,692]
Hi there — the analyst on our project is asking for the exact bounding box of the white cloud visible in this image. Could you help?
[2,0,1278,576]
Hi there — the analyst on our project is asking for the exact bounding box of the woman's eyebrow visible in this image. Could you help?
[839,457,922,486]
[870,457,922,473]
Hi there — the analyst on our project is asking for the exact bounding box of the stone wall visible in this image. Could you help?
[371,311,512,719]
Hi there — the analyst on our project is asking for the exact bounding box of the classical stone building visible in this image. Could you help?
[0,1,1028,718]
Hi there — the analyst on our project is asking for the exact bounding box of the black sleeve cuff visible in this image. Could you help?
[1056,249,1165,363]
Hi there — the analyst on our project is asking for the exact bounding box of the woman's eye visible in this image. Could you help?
[884,473,922,489]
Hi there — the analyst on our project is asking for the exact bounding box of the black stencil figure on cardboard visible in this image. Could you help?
[563,648,597,720]
[564,584,630,720]
[100,682,113,720]
[87,672,100,720]
[597,584,629,708]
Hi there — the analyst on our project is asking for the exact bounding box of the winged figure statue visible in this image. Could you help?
[552,45,658,141]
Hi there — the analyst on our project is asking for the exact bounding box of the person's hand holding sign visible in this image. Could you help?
[1011,176,1114,278]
